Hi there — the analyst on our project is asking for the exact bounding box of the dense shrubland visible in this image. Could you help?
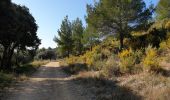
[62,33,167,76]
[60,21,170,99]
[57,0,170,99]
[60,18,170,77]
[0,0,170,99]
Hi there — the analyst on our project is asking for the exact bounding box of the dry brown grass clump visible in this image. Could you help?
[73,70,170,100]
[73,71,143,100]
[31,60,50,67]
[118,73,170,100]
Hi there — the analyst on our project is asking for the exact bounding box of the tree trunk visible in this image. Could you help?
[1,44,16,71]
[78,43,81,55]
[67,50,70,58]
[120,32,124,50]
[90,46,92,51]
[1,47,7,69]
[6,48,14,70]
[15,48,19,66]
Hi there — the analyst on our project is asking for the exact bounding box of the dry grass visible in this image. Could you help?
[73,71,170,100]
[73,71,142,100]
[31,60,50,67]
[117,72,170,100]
[17,74,29,81]
[77,71,100,79]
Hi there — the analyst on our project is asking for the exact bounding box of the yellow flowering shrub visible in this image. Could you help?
[80,40,116,70]
[143,46,161,72]
[118,49,132,58]
[66,55,80,65]
[159,37,170,54]
[65,37,119,71]
[81,45,100,67]
[118,48,143,73]
[118,49,133,73]
[165,20,170,30]
[159,41,167,51]
[64,56,88,74]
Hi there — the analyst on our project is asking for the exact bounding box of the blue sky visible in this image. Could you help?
[12,0,159,48]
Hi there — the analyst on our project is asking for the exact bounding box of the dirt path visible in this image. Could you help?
[2,62,91,100]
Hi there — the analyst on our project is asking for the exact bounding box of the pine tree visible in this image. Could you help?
[156,0,170,20]
[82,27,100,51]
[54,16,73,57]
[86,0,154,49]
[72,18,84,55]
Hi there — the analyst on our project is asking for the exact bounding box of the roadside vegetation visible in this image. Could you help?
[0,0,52,91]
[1,0,170,99]
[0,60,49,90]
[57,0,170,99]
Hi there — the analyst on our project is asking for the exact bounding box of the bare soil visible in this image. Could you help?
[1,62,92,100]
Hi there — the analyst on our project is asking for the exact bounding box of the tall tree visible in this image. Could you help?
[72,18,84,55]
[86,0,154,49]
[156,0,170,20]
[0,1,40,70]
[54,16,73,57]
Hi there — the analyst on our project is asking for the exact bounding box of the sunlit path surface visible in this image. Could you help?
[2,62,90,100]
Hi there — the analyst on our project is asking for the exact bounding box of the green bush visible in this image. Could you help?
[0,72,13,89]
[128,19,170,50]
[15,64,37,75]
[63,63,88,74]
[15,60,49,75]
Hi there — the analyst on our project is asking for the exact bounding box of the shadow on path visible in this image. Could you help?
[74,76,143,100]
[1,62,143,100]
